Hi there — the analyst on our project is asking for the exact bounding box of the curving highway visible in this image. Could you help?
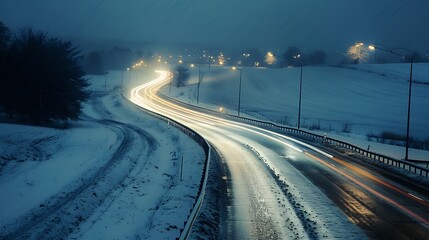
[129,70,429,239]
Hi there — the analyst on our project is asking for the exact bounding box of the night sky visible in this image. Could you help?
[1,0,428,56]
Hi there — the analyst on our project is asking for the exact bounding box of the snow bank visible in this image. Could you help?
[0,69,205,239]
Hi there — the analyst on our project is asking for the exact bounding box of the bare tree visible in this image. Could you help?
[173,65,190,87]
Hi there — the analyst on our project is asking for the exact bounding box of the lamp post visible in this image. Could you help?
[368,44,416,161]
[129,67,133,89]
[121,69,124,91]
[164,61,173,95]
[179,61,203,102]
[169,67,172,95]
[122,68,129,93]
[125,68,130,92]
[196,64,202,104]
[232,67,243,117]
[295,54,303,129]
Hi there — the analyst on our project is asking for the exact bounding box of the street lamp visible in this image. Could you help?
[368,44,417,161]
[121,69,124,91]
[179,61,203,103]
[294,54,303,129]
[126,67,130,88]
[169,64,173,95]
[232,67,243,116]
[193,64,202,104]
[265,51,277,65]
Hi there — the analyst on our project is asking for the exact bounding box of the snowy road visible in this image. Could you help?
[130,70,429,239]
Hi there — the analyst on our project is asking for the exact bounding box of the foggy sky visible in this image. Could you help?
[1,0,428,56]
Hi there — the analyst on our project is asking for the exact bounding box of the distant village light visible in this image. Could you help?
[265,52,277,65]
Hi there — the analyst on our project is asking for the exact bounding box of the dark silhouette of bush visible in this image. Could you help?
[282,47,302,67]
[0,22,11,117]
[1,26,89,123]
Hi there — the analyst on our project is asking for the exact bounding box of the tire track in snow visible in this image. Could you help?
[2,120,157,240]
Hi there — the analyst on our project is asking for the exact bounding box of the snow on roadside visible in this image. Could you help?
[0,122,117,231]
[0,69,205,239]
[70,91,205,239]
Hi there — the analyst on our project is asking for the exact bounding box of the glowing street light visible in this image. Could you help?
[368,44,417,161]
[265,51,277,65]
[348,42,370,64]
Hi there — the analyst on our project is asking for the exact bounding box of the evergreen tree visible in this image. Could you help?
[0,21,12,117]
[282,47,302,67]
[4,28,89,122]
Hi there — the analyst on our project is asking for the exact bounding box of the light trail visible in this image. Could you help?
[130,70,305,153]
[130,70,429,231]
[305,152,429,226]
[331,156,429,207]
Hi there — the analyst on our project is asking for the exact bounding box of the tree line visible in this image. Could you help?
[0,21,89,124]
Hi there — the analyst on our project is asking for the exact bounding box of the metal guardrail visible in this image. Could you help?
[224,114,429,179]
[159,91,428,179]
[121,94,211,240]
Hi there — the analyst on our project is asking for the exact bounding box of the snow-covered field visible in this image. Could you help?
[165,63,429,161]
[0,70,205,239]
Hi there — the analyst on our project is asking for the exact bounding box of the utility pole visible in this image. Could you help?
[238,68,243,117]
[297,55,303,129]
[121,69,124,92]
[405,57,414,161]
[209,48,212,70]
[368,44,416,161]
[197,64,201,104]
[180,156,184,181]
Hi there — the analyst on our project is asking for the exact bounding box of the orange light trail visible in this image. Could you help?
[305,152,429,226]
[331,156,429,207]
